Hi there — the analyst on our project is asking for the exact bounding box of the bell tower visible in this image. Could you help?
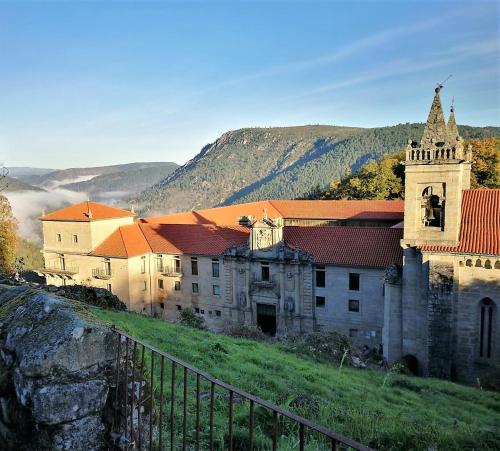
[402,85,472,248]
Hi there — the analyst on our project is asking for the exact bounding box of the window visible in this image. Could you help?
[156,255,163,272]
[261,262,270,281]
[215,310,221,317]
[349,329,358,338]
[56,233,62,242]
[140,257,146,274]
[349,273,360,291]
[107,283,112,292]
[315,296,326,308]
[191,257,198,276]
[315,266,325,288]
[212,284,220,296]
[143,281,147,291]
[104,259,111,276]
[158,279,164,289]
[421,186,444,228]
[160,302,165,309]
[174,281,181,291]
[73,235,78,243]
[195,308,200,314]
[59,255,66,271]
[348,299,360,312]
[209,311,212,315]
[176,305,182,311]
[200,309,205,314]
[479,298,494,359]
[192,282,199,294]
[174,256,181,273]
[212,259,220,278]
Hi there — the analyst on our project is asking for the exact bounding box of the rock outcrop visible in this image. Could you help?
[0,284,116,450]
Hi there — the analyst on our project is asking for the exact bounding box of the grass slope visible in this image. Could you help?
[92,309,500,450]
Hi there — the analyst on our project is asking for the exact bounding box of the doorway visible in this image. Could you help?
[257,303,277,336]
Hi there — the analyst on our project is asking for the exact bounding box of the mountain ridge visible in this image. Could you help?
[137,123,500,215]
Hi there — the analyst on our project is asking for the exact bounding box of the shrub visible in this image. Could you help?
[178,308,206,330]
[224,323,267,341]
[283,330,358,365]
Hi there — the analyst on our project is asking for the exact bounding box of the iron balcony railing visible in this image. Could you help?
[162,267,183,277]
[38,262,79,275]
[111,327,373,451]
[92,268,112,279]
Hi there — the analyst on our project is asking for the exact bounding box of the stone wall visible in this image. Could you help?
[0,284,116,450]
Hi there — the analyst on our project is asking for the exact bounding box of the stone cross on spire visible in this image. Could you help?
[420,86,448,149]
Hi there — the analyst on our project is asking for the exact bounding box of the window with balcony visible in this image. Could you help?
[156,255,163,272]
[315,266,325,288]
[104,259,111,276]
[212,259,220,278]
[174,256,181,273]
[213,284,220,296]
[261,262,270,281]
[191,257,198,275]
[349,273,360,291]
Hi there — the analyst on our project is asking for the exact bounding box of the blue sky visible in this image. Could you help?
[0,1,498,169]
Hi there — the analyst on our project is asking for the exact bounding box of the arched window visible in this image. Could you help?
[465,259,473,267]
[495,261,500,269]
[479,298,495,359]
[475,259,482,267]
[421,187,443,227]
[485,260,492,269]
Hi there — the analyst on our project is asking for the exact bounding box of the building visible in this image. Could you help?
[38,88,499,384]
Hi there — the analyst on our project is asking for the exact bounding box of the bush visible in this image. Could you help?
[283,330,358,365]
[178,308,206,330]
[224,323,267,341]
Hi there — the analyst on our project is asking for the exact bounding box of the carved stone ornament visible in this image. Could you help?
[255,228,272,249]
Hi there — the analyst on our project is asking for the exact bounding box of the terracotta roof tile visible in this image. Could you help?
[142,199,404,225]
[421,189,500,255]
[284,226,403,267]
[41,201,135,222]
[139,223,249,256]
[90,224,151,258]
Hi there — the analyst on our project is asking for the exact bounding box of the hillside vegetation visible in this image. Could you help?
[0,175,45,193]
[307,137,500,200]
[137,124,499,215]
[61,162,179,200]
[92,309,500,451]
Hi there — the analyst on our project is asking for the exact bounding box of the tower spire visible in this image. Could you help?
[420,85,448,148]
[447,98,460,143]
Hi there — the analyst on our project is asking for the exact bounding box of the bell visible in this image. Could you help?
[426,205,435,221]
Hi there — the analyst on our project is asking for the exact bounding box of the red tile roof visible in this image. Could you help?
[270,199,405,220]
[141,199,404,225]
[284,226,403,267]
[138,223,249,256]
[90,224,151,258]
[421,189,500,255]
[41,201,135,222]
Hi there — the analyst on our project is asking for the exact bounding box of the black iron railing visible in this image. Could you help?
[111,327,373,451]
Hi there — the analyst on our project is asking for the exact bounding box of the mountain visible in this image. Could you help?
[21,162,178,190]
[137,124,500,215]
[6,167,55,178]
[0,175,45,192]
[61,163,179,202]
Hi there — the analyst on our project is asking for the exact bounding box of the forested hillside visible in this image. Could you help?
[0,176,45,193]
[137,124,500,215]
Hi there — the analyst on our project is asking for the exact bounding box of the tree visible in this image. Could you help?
[469,137,500,189]
[0,195,18,274]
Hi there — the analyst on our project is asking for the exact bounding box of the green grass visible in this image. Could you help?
[92,308,500,451]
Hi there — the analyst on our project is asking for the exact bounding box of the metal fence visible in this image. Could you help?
[111,327,373,451]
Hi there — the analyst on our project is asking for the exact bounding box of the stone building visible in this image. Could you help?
[38,88,499,383]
